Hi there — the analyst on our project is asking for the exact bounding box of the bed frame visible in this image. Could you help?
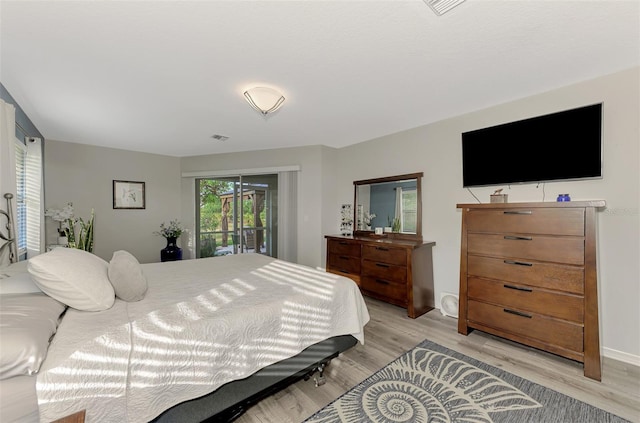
[0,193,18,264]
[152,335,357,423]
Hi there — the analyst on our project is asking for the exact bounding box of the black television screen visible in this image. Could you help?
[461,103,602,187]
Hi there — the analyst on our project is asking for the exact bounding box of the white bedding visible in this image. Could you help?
[36,254,369,422]
[0,375,39,423]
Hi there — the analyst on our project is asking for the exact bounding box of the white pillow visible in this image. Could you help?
[0,272,43,295]
[28,248,115,311]
[0,293,66,380]
[108,250,147,302]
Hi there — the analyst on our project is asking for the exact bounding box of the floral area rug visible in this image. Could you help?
[304,339,630,423]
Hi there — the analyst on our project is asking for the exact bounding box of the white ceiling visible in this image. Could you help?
[1,1,638,157]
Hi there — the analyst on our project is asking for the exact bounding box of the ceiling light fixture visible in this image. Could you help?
[424,0,466,16]
[243,87,285,115]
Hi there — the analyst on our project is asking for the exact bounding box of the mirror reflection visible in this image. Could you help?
[355,176,420,235]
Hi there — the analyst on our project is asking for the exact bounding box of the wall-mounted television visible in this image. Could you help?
[461,103,602,187]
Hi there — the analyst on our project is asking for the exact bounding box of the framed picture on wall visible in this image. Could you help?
[113,180,145,209]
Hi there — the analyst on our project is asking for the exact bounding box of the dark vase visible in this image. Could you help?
[161,236,182,262]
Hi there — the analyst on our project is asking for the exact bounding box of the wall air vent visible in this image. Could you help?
[424,0,466,16]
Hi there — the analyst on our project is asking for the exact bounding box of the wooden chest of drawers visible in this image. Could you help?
[457,201,605,380]
[325,235,435,318]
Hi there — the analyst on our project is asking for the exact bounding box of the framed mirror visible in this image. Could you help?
[353,172,423,242]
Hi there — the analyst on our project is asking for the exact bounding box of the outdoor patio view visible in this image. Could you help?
[197,175,277,258]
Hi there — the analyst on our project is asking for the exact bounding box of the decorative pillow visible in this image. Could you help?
[0,272,43,295]
[0,293,66,380]
[108,250,147,302]
[28,248,115,311]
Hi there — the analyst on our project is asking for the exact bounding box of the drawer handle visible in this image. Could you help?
[504,308,532,319]
[375,247,389,251]
[339,269,350,274]
[504,210,532,215]
[504,260,533,267]
[504,235,532,241]
[375,263,390,268]
[504,284,533,293]
[375,279,390,285]
[339,256,350,260]
[339,242,349,245]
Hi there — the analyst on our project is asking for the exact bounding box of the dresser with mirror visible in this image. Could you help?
[325,172,435,318]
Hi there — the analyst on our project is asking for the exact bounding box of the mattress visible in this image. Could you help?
[36,254,369,422]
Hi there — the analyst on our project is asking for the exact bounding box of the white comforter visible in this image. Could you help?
[37,254,369,422]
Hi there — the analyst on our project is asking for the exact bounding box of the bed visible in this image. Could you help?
[0,248,369,422]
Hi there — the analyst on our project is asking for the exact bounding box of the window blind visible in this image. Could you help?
[14,140,26,254]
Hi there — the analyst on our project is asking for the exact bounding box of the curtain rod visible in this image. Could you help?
[15,121,27,136]
[182,165,300,178]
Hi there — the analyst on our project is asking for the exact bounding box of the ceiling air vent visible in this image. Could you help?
[211,134,229,142]
[424,0,466,16]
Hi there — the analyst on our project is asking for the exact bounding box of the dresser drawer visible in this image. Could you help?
[362,244,407,266]
[361,275,407,303]
[467,255,584,294]
[327,239,361,257]
[468,277,583,322]
[468,233,585,265]
[327,253,361,275]
[466,208,585,237]
[468,300,583,352]
[362,259,407,283]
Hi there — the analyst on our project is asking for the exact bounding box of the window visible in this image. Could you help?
[196,174,278,259]
[401,188,417,233]
[14,137,43,259]
[14,139,27,255]
[183,166,298,263]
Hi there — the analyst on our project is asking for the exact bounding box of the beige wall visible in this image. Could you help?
[323,67,639,361]
[44,140,181,263]
[43,67,639,361]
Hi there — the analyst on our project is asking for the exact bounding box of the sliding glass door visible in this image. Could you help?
[196,174,278,258]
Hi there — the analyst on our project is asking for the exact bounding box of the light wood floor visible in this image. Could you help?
[237,297,640,423]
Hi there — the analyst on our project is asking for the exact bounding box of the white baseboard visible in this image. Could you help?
[602,347,640,367]
[418,306,640,367]
[431,307,639,367]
